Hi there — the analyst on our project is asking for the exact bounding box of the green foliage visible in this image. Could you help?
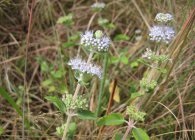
[114,133,124,140]
[110,52,129,65]
[62,33,80,48]
[140,78,157,92]
[46,94,88,113]
[45,96,65,113]
[114,34,130,41]
[98,18,116,29]
[130,92,143,100]
[37,57,68,94]
[77,110,97,120]
[0,126,4,136]
[56,122,77,137]
[130,60,139,68]
[97,113,125,126]
[0,87,22,116]
[132,128,150,140]
[57,13,74,26]
[62,94,88,111]
[74,72,92,86]
[95,30,104,39]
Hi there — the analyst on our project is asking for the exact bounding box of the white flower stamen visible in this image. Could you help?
[149,25,175,44]
[68,57,102,78]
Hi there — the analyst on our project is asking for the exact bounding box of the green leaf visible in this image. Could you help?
[0,126,4,136]
[59,84,68,94]
[41,61,49,72]
[0,87,22,116]
[114,34,129,41]
[130,61,139,68]
[48,86,56,92]
[98,18,109,26]
[57,14,73,26]
[120,55,128,64]
[62,41,76,48]
[41,79,53,87]
[51,70,64,79]
[132,128,150,140]
[68,122,77,135]
[45,96,65,113]
[130,92,143,100]
[110,56,119,64]
[114,133,123,140]
[97,113,125,126]
[77,110,97,120]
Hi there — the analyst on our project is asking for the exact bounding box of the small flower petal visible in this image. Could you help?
[149,25,175,44]
[68,57,102,78]
[155,13,173,23]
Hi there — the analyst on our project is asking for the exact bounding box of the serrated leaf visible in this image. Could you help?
[114,34,129,41]
[45,96,65,113]
[132,128,150,140]
[97,113,125,126]
[77,110,97,120]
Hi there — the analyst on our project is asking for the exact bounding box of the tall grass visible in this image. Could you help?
[0,0,194,139]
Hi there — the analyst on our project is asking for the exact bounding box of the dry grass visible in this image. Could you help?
[0,0,194,139]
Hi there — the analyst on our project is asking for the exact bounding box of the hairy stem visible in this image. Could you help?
[96,53,108,117]
[61,52,94,140]
[122,120,134,140]
[61,114,72,140]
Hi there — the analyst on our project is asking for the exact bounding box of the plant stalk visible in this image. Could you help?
[61,113,72,140]
[96,53,108,117]
[61,52,94,140]
[122,120,134,140]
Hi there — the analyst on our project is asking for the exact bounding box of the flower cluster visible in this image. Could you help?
[149,25,175,44]
[155,13,173,23]
[149,13,175,44]
[62,94,88,112]
[126,105,146,122]
[140,78,157,92]
[80,30,110,52]
[142,48,154,59]
[142,48,170,62]
[68,57,102,78]
[91,2,105,11]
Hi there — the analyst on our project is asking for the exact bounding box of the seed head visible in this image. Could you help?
[142,48,154,59]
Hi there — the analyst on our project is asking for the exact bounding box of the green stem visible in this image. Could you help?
[61,113,72,140]
[61,52,94,140]
[96,53,108,117]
